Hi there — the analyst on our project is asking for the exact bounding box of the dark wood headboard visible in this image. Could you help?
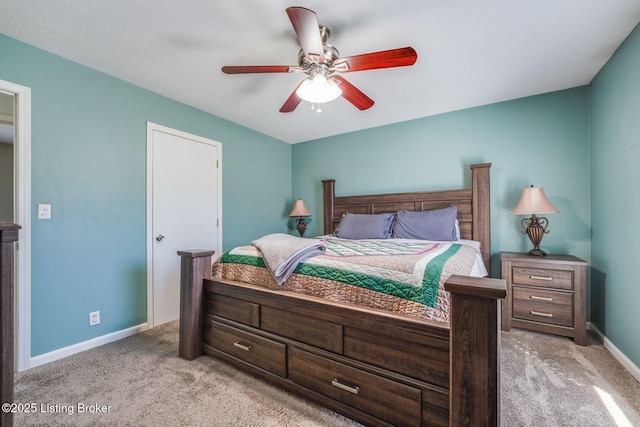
[322,163,491,275]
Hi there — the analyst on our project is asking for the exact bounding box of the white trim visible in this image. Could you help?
[28,323,150,369]
[589,323,640,383]
[0,79,32,372]
[146,124,154,328]
[145,122,223,328]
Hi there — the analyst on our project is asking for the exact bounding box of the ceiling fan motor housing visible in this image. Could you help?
[297,25,340,70]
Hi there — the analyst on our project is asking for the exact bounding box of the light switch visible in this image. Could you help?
[38,203,51,219]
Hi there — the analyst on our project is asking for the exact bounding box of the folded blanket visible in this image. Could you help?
[252,233,326,285]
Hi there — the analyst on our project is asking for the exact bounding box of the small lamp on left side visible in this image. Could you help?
[289,199,312,237]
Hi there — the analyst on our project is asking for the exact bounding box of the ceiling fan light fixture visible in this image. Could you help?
[296,71,342,104]
[222,7,417,113]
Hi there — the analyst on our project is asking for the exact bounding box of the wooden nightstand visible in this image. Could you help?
[500,252,588,345]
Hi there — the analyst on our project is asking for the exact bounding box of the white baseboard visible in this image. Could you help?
[27,323,150,370]
[589,322,640,384]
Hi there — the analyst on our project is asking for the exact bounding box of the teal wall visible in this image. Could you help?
[3,20,640,371]
[590,23,640,366]
[0,34,292,356]
[292,88,591,278]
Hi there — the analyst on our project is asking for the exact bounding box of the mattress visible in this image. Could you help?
[213,236,487,323]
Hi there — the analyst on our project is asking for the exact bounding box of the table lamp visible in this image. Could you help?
[289,199,311,237]
[512,185,559,256]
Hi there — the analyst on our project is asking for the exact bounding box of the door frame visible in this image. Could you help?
[0,79,32,372]
[145,122,222,328]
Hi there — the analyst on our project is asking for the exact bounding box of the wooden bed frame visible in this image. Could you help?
[178,163,506,427]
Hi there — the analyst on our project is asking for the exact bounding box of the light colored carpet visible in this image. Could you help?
[13,321,640,426]
[15,321,360,427]
[500,328,640,426]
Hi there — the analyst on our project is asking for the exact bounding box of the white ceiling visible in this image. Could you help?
[1,1,639,144]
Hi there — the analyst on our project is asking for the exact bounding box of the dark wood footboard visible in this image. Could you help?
[178,251,505,427]
[178,249,215,360]
[445,275,506,426]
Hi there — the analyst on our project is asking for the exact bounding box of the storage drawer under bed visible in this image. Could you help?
[290,347,422,427]
[204,320,287,377]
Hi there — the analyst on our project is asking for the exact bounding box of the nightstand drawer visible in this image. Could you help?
[512,267,573,290]
[512,287,572,327]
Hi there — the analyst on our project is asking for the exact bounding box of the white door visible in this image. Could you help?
[147,123,221,326]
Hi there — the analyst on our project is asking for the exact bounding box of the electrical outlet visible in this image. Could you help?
[89,311,100,326]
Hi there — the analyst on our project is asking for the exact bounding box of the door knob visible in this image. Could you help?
[156,234,165,242]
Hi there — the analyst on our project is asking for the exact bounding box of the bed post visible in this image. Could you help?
[445,275,506,427]
[177,249,215,361]
[470,163,491,277]
[1,222,20,427]
[322,179,335,235]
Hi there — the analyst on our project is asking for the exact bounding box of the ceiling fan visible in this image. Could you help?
[222,6,418,113]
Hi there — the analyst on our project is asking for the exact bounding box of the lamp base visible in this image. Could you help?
[295,218,307,237]
[527,248,547,257]
[521,214,550,257]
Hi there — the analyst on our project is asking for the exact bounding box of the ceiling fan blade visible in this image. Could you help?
[333,76,374,110]
[222,65,295,74]
[279,82,304,113]
[286,7,325,62]
[332,47,417,72]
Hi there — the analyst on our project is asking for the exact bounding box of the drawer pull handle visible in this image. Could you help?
[530,295,553,302]
[331,379,360,395]
[233,341,252,352]
[530,275,553,281]
[531,310,553,318]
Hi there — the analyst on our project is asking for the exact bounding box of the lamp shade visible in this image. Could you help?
[512,186,559,215]
[289,199,311,217]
